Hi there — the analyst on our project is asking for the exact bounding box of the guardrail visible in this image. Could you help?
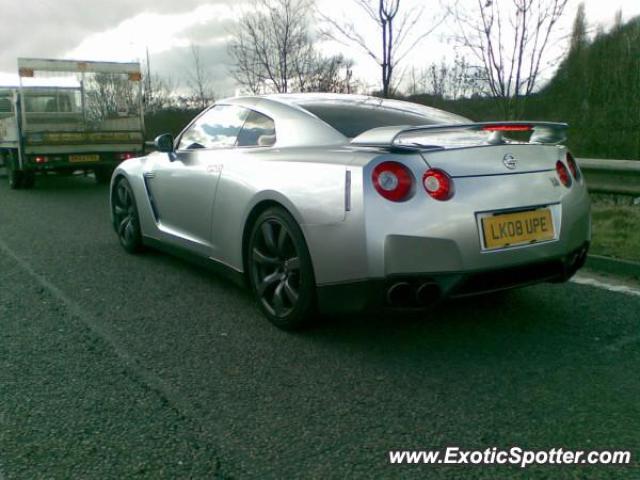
[0,154,637,195]
[577,158,640,196]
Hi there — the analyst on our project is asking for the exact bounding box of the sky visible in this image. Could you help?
[0,0,638,96]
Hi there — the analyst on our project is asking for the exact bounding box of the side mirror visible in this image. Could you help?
[154,133,175,153]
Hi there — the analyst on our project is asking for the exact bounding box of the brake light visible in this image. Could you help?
[566,152,580,181]
[556,160,572,188]
[372,161,413,202]
[423,169,454,201]
[34,156,48,164]
[118,152,135,160]
[482,124,532,132]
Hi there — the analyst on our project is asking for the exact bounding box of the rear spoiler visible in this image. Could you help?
[350,121,568,150]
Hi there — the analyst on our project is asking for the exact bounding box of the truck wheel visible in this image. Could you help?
[21,172,35,189]
[8,166,23,189]
[95,167,113,184]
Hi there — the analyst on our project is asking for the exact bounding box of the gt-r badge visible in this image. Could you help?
[503,154,517,170]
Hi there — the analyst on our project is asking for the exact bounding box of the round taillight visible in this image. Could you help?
[566,152,580,181]
[556,160,572,188]
[372,161,413,202]
[423,168,454,201]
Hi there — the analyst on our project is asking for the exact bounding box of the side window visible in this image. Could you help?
[237,110,276,147]
[178,105,247,150]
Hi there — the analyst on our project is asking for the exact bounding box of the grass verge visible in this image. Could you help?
[590,200,640,262]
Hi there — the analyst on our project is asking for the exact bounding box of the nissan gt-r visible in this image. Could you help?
[110,94,591,329]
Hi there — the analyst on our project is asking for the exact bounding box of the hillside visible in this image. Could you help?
[409,16,640,160]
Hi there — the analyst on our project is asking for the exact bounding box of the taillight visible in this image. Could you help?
[372,161,413,202]
[566,152,580,181]
[34,156,48,164]
[482,124,532,132]
[556,160,572,188]
[118,152,135,160]
[423,168,454,201]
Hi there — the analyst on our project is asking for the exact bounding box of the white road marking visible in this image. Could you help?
[571,275,640,298]
[571,273,640,352]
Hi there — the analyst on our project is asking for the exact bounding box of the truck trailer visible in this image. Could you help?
[0,58,145,189]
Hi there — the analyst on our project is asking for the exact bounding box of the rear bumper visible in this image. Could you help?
[316,241,589,314]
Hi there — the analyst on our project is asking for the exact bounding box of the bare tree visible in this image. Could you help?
[187,44,215,109]
[229,0,319,93]
[418,55,484,99]
[450,0,569,116]
[321,0,445,98]
[144,74,180,113]
[84,73,140,124]
[301,54,358,93]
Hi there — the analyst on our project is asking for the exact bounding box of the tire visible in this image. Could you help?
[7,163,23,189]
[111,178,144,254]
[21,172,35,189]
[95,166,113,184]
[247,207,316,330]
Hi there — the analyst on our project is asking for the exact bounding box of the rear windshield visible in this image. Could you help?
[295,99,468,138]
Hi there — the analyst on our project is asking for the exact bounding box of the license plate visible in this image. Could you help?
[69,154,99,163]
[482,208,554,249]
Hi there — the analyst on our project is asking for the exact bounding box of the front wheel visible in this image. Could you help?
[112,178,144,253]
[247,207,316,330]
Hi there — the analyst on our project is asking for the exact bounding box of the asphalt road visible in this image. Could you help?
[1,174,639,479]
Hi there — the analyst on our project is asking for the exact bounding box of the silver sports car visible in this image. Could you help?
[110,93,590,329]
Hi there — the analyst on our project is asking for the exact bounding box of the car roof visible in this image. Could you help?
[216,93,468,148]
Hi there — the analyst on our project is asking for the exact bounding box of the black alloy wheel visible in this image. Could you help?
[112,178,143,253]
[248,207,315,329]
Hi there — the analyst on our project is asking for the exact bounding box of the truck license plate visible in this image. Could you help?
[482,208,554,249]
[69,154,100,163]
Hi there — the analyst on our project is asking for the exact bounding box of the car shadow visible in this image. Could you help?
[296,285,577,364]
[12,172,106,192]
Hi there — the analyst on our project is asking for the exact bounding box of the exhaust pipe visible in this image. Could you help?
[416,282,441,306]
[387,282,413,306]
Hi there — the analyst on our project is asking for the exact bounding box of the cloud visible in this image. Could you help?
[0,0,237,72]
[151,42,237,98]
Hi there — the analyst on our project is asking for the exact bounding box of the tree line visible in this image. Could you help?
[411,8,640,159]
[143,0,640,159]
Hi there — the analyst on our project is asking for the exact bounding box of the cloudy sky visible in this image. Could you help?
[1,0,639,96]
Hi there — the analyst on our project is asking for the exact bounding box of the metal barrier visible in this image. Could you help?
[577,158,640,196]
[1,153,638,195]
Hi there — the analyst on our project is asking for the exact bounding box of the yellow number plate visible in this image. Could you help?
[482,208,554,249]
[69,154,100,163]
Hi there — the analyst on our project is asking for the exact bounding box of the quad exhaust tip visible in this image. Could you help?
[387,281,442,307]
[387,282,413,306]
[416,282,441,306]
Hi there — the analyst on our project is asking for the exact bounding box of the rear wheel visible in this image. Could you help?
[247,207,316,330]
[7,162,23,189]
[112,178,144,253]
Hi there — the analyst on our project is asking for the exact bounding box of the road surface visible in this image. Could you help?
[1,174,638,479]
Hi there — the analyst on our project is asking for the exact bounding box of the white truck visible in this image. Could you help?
[0,58,145,189]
